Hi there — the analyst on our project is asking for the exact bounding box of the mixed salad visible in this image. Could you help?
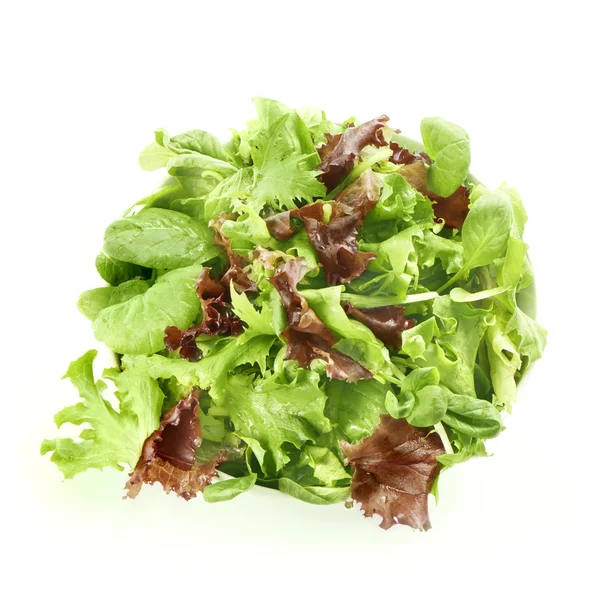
[42,98,547,530]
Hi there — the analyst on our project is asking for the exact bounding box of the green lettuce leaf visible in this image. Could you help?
[415,296,490,396]
[416,230,463,275]
[506,306,548,363]
[251,102,326,210]
[224,371,331,474]
[301,285,400,380]
[230,285,276,336]
[352,225,421,297]
[41,350,163,478]
[363,172,434,241]
[122,333,276,399]
[437,432,488,468]
[301,446,349,485]
[204,167,255,220]
[325,378,389,443]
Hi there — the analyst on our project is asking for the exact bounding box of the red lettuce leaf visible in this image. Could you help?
[333,169,381,218]
[164,325,204,362]
[283,330,372,383]
[249,247,290,270]
[343,303,415,348]
[125,389,225,500]
[266,172,379,285]
[195,268,243,336]
[340,415,444,530]
[165,216,257,361]
[389,141,431,165]
[264,210,297,240]
[318,116,389,190]
[210,214,259,295]
[401,161,470,229]
[430,185,470,230]
[195,267,227,300]
[270,258,371,382]
[165,268,243,360]
[302,211,376,285]
[317,132,342,162]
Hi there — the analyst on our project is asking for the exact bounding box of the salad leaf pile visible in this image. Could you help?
[42,98,547,530]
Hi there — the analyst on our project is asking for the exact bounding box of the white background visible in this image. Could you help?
[2,1,599,597]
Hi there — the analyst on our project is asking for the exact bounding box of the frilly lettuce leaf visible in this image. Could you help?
[224,370,331,475]
[41,350,163,478]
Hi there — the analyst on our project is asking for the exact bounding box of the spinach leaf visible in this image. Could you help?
[95,251,149,285]
[388,368,448,426]
[161,129,229,161]
[442,394,502,439]
[471,183,528,238]
[461,191,512,271]
[406,384,448,427]
[167,154,237,197]
[103,207,221,270]
[437,191,512,292]
[385,390,415,419]
[93,265,202,354]
[403,366,440,392]
[139,128,230,172]
[122,184,191,218]
[138,142,175,171]
[77,279,151,321]
[401,317,440,361]
[420,117,471,197]
[277,478,350,505]
[203,473,257,503]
